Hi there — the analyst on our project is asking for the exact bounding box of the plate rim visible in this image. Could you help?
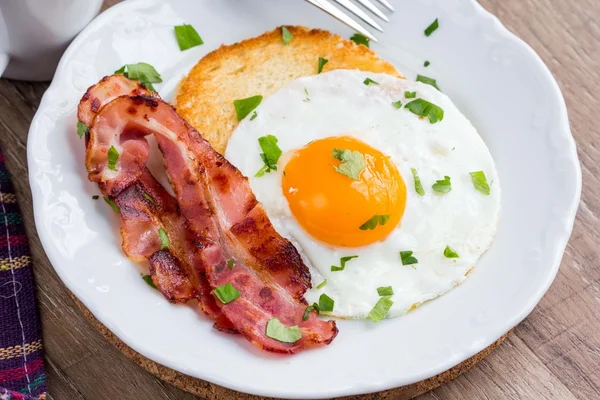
[26,0,582,398]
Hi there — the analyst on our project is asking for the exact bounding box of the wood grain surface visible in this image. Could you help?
[0,0,598,399]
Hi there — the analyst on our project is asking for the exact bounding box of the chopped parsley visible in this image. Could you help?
[405,98,444,124]
[416,74,440,90]
[400,250,418,266]
[363,77,380,86]
[141,274,157,289]
[213,283,241,304]
[377,286,394,296]
[444,245,459,258]
[368,296,393,322]
[255,135,282,177]
[319,293,335,312]
[76,121,87,139]
[302,303,320,321]
[425,18,439,37]
[227,258,235,269]
[332,148,365,180]
[316,279,327,289]
[143,192,157,206]
[331,255,359,272]
[350,33,370,47]
[424,60,431,67]
[359,214,391,231]
[266,318,301,343]
[233,95,263,121]
[470,171,491,195]
[107,145,119,171]
[103,196,119,213]
[405,91,416,99]
[158,227,169,250]
[92,195,99,200]
[281,26,293,45]
[115,62,162,92]
[250,111,258,121]
[432,176,452,193]
[411,168,425,196]
[317,57,328,74]
[174,24,203,51]
[392,100,403,109]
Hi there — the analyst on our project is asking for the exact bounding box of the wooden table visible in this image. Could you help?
[1,0,598,398]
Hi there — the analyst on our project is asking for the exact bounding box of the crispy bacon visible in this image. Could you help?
[79,75,236,332]
[85,87,337,353]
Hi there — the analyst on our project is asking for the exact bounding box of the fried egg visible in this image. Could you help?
[225,70,500,319]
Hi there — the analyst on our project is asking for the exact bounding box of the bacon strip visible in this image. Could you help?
[79,75,236,332]
[86,89,338,353]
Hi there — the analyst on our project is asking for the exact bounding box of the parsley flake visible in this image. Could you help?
[158,227,169,250]
[141,274,157,289]
[250,111,258,121]
[107,145,119,171]
[331,255,359,272]
[392,100,403,109]
[227,258,235,269]
[411,168,425,196]
[266,318,301,343]
[76,121,87,139]
[332,148,365,180]
[363,77,380,86]
[350,33,370,47]
[368,296,393,322]
[432,176,452,193]
[103,196,119,213]
[400,250,419,266]
[377,286,394,296]
[281,26,293,45]
[317,57,328,74]
[143,192,157,206]
[319,293,335,312]
[424,60,431,67]
[255,135,282,177]
[302,302,320,321]
[470,171,491,195]
[213,283,241,304]
[425,18,439,37]
[174,24,203,51]
[405,98,445,124]
[359,214,391,230]
[417,74,440,90]
[233,95,263,121]
[92,195,99,200]
[316,280,327,289]
[115,62,162,92]
[444,245,460,258]
[405,91,416,99]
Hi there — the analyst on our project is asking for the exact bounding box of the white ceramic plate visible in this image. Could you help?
[27,0,581,398]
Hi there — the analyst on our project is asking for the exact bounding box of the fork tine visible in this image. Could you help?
[333,0,383,32]
[375,0,395,12]
[306,0,378,42]
[354,0,389,22]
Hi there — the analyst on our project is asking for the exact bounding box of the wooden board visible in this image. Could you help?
[0,0,599,398]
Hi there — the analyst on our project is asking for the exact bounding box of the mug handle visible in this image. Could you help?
[0,54,9,77]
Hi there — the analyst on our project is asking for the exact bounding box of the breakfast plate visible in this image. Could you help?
[27,0,581,398]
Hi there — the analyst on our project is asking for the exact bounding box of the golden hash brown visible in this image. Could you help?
[175,26,402,154]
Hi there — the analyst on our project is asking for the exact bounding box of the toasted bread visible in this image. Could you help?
[175,26,401,154]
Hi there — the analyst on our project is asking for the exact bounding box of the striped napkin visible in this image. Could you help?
[0,148,46,399]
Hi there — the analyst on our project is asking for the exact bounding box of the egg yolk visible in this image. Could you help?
[282,136,406,247]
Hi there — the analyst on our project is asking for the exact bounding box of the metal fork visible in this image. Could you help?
[306,0,394,42]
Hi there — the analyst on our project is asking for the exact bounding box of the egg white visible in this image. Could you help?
[225,70,501,319]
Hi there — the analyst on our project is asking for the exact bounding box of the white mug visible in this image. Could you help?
[0,0,103,81]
